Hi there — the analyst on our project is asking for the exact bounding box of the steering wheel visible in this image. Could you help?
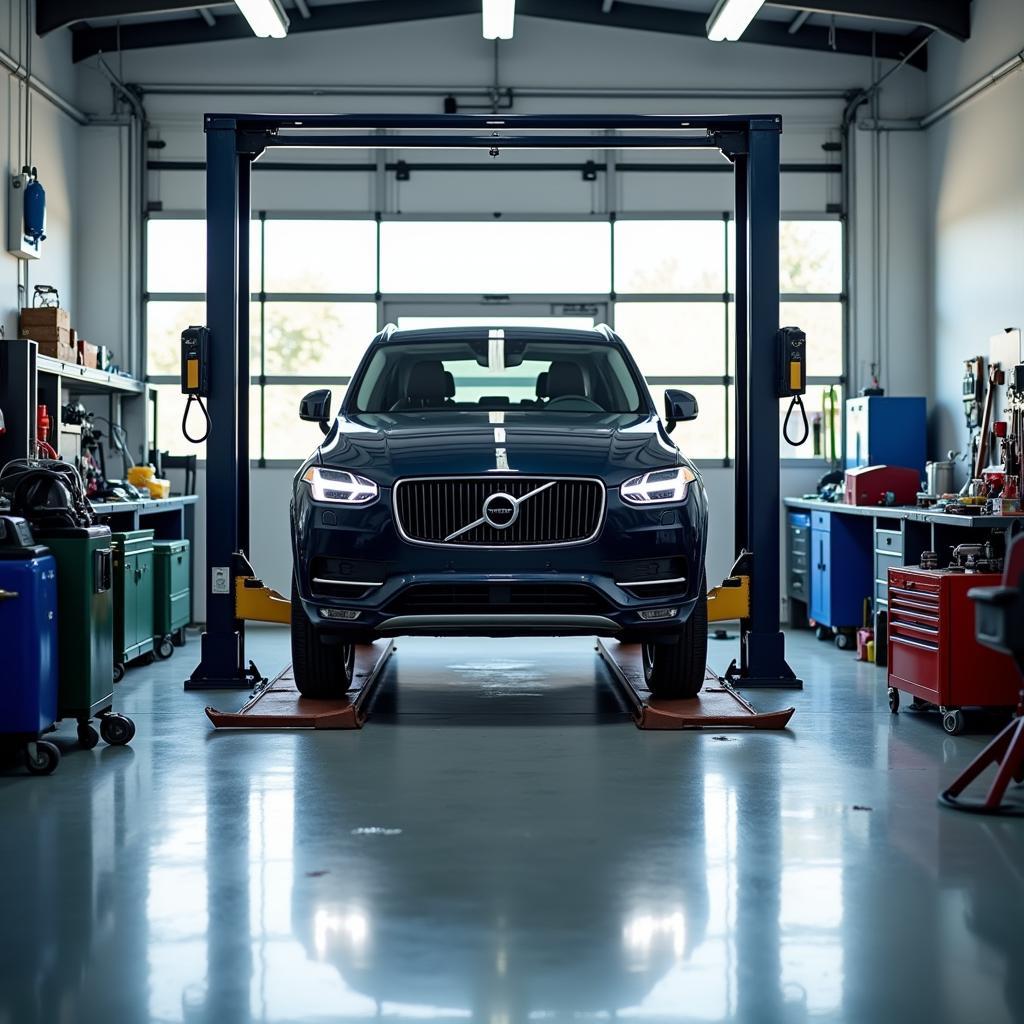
[545,394,603,411]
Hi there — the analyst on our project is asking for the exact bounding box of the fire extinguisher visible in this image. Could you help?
[22,166,47,246]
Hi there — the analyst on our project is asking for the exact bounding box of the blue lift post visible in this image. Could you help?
[185,112,801,690]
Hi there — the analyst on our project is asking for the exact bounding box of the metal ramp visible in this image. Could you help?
[596,640,795,731]
[205,642,396,730]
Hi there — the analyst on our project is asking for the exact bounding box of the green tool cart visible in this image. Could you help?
[153,538,190,659]
[112,529,155,682]
[34,524,135,748]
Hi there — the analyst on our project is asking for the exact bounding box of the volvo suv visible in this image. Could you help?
[290,324,708,699]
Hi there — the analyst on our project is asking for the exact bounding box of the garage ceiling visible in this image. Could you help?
[40,0,971,67]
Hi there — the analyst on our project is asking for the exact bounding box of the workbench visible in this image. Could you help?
[783,497,1021,659]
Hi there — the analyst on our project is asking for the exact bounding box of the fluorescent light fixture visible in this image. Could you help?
[482,0,515,40]
[235,0,289,38]
[706,0,765,41]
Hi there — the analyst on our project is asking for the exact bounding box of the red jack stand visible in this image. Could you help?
[940,688,1024,815]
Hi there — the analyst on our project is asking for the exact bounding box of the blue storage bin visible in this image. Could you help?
[0,517,59,736]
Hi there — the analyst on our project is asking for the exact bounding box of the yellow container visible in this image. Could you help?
[128,464,171,499]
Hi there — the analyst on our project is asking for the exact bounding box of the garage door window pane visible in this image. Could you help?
[148,301,260,375]
[614,302,726,376]
[380,221,611,293]
[615,221,725,293]
[263,220,377,293]
[780,221,842,293]
[148,219,260,293]
[779,302,843,377]
[262,385,340,460]
[646,385,727,460]
[263,303,378,375]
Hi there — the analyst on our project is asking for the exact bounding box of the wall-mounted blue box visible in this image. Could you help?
[845,396,927,475]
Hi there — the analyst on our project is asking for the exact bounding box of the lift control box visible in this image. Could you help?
[777,326,806,398]
[181,326,210,396]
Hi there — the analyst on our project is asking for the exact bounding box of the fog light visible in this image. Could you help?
[638,607,679,621]
[319,608,361,621]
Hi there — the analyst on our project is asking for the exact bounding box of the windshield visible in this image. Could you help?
[351,336,646,414]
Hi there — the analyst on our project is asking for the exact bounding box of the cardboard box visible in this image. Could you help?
[20,322,71,344]
[77,340,98,369]
[20,307,70,332]
[36,338,78,363]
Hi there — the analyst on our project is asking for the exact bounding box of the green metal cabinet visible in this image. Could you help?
[34,525,115,721]
[112,530,155,678]
[153,539,190,651]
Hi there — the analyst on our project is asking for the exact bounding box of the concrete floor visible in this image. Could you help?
[1,627,1022,1024]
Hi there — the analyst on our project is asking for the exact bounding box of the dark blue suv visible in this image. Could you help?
[291,325,708,699]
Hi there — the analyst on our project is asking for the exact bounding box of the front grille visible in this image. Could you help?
[387,583,609,616]
[394,476,604,547]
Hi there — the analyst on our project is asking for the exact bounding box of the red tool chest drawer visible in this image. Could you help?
[887,567,1018,710]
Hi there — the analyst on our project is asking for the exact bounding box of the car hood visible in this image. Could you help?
[314,410,687,486]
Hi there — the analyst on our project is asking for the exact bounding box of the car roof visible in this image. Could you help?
[375,324,619,345]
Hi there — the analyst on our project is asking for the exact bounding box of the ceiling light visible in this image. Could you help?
[482,0,515,40]
[235,0,289,38]
[706,0,765,41]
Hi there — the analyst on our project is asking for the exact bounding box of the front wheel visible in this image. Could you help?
[291,575,356,699]
[642,578,708,700]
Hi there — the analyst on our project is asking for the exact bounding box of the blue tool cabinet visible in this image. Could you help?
[809,509,873,634]
[0,521,59,736]
[845,396,927,475]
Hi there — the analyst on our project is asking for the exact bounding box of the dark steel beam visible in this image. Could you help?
[37,0,208,36]
[69,0,928,68]
[766,0,970,42]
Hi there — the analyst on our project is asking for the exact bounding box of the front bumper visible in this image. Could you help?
[291,483,707,640]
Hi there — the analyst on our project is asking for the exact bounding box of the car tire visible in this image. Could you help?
[641,576,708,699]
[291,574,355,699]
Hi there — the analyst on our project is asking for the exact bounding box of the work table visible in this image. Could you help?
[784,497,1015,530]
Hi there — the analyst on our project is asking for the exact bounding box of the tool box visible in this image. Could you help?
[0,516,61,774]
[153,538,190,658]
[112,529,155,680]
[34,524,134,747]
[887,565,1021,734]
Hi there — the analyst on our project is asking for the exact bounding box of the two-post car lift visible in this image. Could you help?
[187,112,803,711]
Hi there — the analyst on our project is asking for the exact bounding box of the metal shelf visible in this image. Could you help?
[36,355,145,396]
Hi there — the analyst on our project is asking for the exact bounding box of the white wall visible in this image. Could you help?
[926,0,1024,475]
[59,12,933,618]
[1,11,80,340]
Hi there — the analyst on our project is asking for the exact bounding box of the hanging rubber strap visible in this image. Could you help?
[782,394,810,447]
[182,393,211,444]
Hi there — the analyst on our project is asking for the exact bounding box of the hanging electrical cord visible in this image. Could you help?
[782,394,810,447]
[182,393,211,444]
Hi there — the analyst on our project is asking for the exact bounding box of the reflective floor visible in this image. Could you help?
[1,628,1022,1024]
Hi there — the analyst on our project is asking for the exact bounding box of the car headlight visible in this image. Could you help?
[620,466,697,505]
[302,467,378,505]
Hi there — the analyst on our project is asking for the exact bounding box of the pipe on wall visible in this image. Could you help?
[0,46,89,125]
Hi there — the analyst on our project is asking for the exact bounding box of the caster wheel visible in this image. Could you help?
[815,626,832,642]
[26,740,60,776]
[100,714,136,747]
[142,651,156,666]
[156,636,174,660]
[888,687,899,714]
[113,663,125,684]
[77,723,100,749]
[834,632,852,651]
[942,710,965,736]
[173,628,186,647]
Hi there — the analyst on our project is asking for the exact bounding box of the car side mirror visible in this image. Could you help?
[299,388,333,435]
[664,389,698,433]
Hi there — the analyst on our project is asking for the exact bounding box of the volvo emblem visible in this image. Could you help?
[482,492,518,529]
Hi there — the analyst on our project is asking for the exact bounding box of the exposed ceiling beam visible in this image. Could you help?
[68,0,929,68]
[37,0,210,35]
[788,10,811,34]
[766,0,970,42]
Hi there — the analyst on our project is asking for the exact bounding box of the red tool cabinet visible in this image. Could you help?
[887,567,1019,734]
